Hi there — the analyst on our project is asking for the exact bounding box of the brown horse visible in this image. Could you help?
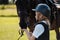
[50,4,60,40]
[54,4,60,40]
[17,1,60,40]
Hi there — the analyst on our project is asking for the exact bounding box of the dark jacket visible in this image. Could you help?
[35,22,49,40]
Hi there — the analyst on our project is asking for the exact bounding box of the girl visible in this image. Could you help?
[23,4,51,40]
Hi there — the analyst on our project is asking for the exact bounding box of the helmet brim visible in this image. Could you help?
[32,9,37,11]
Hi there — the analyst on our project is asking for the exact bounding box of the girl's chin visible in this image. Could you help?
[36,19,42,22]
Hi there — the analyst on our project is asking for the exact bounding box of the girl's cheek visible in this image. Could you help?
[35,15,38,20]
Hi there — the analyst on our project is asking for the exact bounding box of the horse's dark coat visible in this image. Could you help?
[15,0,60,40]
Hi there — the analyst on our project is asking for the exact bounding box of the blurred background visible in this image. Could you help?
[0,0,60,40]
[0,0,28,40]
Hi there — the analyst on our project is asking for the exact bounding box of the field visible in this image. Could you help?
[0,5,56,40]
[0,17,28,40]
[0,17,56,40]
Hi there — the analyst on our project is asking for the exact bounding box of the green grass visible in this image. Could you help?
[50,30,56,40]
[0,5,16,9]
[0,17,56,40]
[0,9,17,16]
[0,17,28,40]
[0,5,17,17]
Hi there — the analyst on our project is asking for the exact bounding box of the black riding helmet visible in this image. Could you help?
[32,4,51,18]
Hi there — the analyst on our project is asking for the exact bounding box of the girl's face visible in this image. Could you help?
[35,12,43,22]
